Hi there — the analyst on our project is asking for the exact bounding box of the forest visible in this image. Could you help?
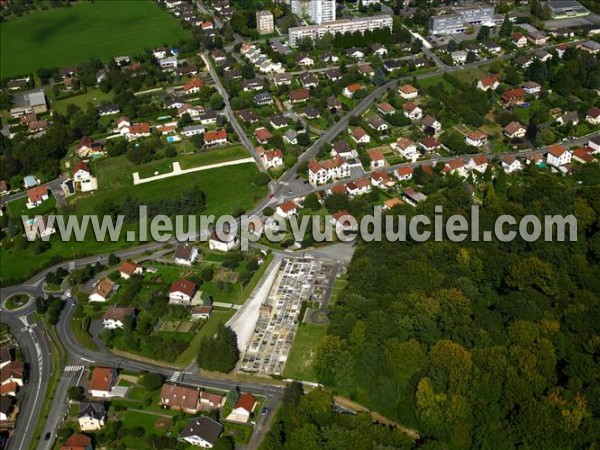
[311,164,600,448]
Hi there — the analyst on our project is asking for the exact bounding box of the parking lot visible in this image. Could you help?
[239,257,336,375]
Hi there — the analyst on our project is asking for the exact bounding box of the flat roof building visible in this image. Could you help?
[430,5,495,35]
[547,1,589,19]
[288,15,393,47]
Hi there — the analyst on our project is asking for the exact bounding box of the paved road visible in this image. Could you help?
[1,313,52,450]
[201,52,266,172]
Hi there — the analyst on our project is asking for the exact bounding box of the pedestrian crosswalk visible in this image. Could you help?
[20,323,38,333]
[169,371,181,382]
[65,365,84,372]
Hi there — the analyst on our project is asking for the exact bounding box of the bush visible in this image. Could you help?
[140,372,164,391]
[67,386,85,401]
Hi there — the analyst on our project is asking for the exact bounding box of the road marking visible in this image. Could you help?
[169,371,181,382]
[65,365,84,372]
[81,357,95,363]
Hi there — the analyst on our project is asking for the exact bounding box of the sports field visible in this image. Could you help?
[0,0,189,78]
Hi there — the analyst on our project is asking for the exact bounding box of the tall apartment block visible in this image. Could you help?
[256,10,274,35]
[309,0,336,24]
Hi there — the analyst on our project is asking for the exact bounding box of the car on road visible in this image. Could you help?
[65,290,72,298]
[44,432,52,441]
[261,407,270,416]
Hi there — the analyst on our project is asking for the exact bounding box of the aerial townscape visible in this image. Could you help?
[0,0,600,449]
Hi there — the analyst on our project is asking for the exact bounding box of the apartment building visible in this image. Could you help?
[288,15,393,47]
[429,6,495,35]
[309,0,336,24]
[256,10,274,34]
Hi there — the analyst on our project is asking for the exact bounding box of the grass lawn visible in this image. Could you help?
[4,294,29,310]
[282,323,328,382]
[52,89,113,114]
[7,194,57,219]
[174,309,235,366]
[0,0,189,78]
[120,409,170,435]
[0,164,267,285]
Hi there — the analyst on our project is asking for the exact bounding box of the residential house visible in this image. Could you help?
[119,261,142,279]
[504,121,526,139]
[227,392,257,423]
[283,129,298,145]
[238,109,259,124]
[241,79,264,92]
[465,131,488,147]
[331,210,358,233]
[331,141,356,159]
[327,97,342,112]
[547,144,572,167]
[398,84,419,99]
[383,197,405,210]
[274,73,293,86]
[88,278,116,302]
[367,149,387,170]
[0,347,13,371]
[199,391,225,408]
[182,124,206,137]
[527,31,548,45]
[586,107,600,125]
[89,367,117,398]
[578,40,600,55]
[127,122,151,140]
[208,228,239,252]
[367,115,388,132]
[403,188,427,206]
[102,306,136,330]
[523,80,542,96]
[260,148,284,169]
[477,75,499,91]
[451,51,467,64]
[442,159,468,177]
[255,127,273,144]
[403,102,423,121]
[557,111,579,127]
[276,200,298,218]
[376,102,395,116]
[345,48,365,59]
[533,48,552,62]
[160,383,200,414]
[78,403,107,431]
[527,152,544,165]
[324,68,342,82]
[0,396,12,421]
[321,52,339,63]
[345,178,371,196]
[502,155,522,174]
[169,279,197,305]
[395,166,413,181]
[0,361,24,386]
[419,136,442,152]
[357,63,374,78]
[572,147,596,164]
[383,59,401,73]
[343,83,363,99]
[26,186,49,209]
[308,157,350,186]
[350,126,371,144]
[371,43,388,57]
[370,171,396,189]
[512,32,527,47]
[97,103,120,116]
[299,72,319,88]
[191,306,213,321]
[174,244,199,266]
[514,55,533,69]
[303,106,321,120]
[204,130,228,147]
[469,155,489,173]
[178,416,223,448]
[254,92,273,106]
[392,137,418,161]
[269,114,289,130]
[59,433,93,450]
[422,115,442,134]
[481,40,501,53]
[296,53,315,67]
[183,78,205,95]
[589,136,600,153]
[289,88,310,103]
[502,88,526,106]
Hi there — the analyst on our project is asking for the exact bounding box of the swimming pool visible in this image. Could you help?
[167,135,181,143]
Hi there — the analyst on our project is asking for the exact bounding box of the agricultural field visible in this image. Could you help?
[0,0,189,78]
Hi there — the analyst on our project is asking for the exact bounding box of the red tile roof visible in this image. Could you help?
[89,367,115,392]
[27,185,48,203]
[60,434,92,450]
[73,161,91,175]
[548,144,567,157]
[235,393,257,413]
[119,261,138,276]
[204,129,227,142]
[169,279,197,297]
[183,78,204,91]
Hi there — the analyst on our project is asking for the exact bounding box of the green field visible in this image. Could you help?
[0,0,189,78]
[0,164,267,284]
[283,323,328,381]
